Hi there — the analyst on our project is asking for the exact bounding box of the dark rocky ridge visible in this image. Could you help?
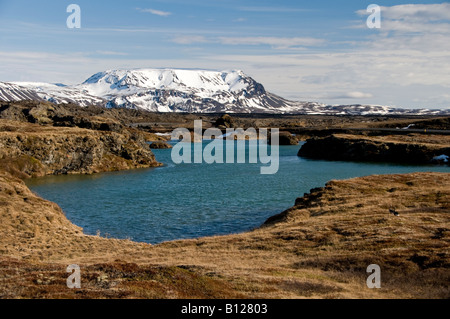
[214,114,236,129]
[2,101,449,135]
[269,131,299,145]
[298,134,450,165]
[0,101,125,132]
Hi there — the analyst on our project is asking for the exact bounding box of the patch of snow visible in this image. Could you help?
[432,154,449,162]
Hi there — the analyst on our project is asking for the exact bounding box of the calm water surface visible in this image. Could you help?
[26,141,449,244]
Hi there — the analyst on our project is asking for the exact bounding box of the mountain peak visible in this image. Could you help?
[1,69,449,115]
[82,68,249,92]
[76,68,272,112]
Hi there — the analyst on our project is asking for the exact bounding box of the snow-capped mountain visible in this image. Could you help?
[0,82,43,102]
[1,68,449,115]
[3,82,105,107]
[77,69,304,113]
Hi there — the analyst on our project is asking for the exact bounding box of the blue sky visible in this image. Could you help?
[0,0,449,109]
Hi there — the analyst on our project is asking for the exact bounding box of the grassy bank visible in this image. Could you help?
[1,171,448,298]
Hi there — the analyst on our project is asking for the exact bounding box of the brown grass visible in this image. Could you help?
[1,169,449,299]
[334,133,450,148]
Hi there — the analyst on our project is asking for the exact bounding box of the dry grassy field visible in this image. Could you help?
[1,170,448,299]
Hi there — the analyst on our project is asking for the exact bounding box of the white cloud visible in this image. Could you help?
[96,51,129,56]
[138,8,172,17]
[238,6,310,13]
[203,48,450,108]
[357,3,450,33]
[218,36,324,49]
[339,3,450,107]
[381,3,450,21]
[326,92,374,99]
[356,3,450,20]
[1,4,449,109]
[1,48,449,109]
[171,35,208,44]
[308,90,374,100]
[170,35,325,49]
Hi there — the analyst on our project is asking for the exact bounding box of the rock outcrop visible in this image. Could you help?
[215,114,236,129]
[0,120,161,178]
[298,134,450,164]
[0,101,124,132]
[149,141,173,149]
[268,131,299,145]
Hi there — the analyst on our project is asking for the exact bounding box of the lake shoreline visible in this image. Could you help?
[1,102,449,298]
[1,169,449,298]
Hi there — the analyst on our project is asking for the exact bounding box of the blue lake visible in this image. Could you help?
[26,141,449,244]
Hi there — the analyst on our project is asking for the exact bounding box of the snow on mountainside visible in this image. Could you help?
[76,69,300,113]
[8,82,105,107]
[0,82,43,102]
[1,68,449,115]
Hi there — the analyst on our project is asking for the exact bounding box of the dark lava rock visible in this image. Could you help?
[268,131,299,145]
[149,141,173,149]
[298,135,450,164]
[215,114,235,129]
[0,101,123,132]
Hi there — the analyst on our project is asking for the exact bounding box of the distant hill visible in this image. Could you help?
[1,68,449,115]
